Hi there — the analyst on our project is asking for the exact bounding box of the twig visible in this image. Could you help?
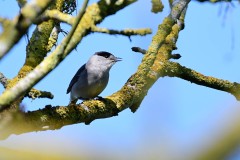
[0,72,54,99]
[131,47,147,54]
[26,88,54,100]
[92,26,152,37]
[0,72,8,88]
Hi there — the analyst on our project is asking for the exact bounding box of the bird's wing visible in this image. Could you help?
[66,64,86,94]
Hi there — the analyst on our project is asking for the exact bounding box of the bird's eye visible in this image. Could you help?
[95,51,112,58]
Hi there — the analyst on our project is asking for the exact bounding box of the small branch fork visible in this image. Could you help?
[33,9,152,37]
[131,49,240,101]
[0,72,53,100]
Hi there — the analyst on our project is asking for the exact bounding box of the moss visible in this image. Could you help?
[151,0,164,13]
[56,106,69,118]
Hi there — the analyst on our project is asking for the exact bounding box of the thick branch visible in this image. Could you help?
[164,61,240,100]
[0,98,122,139]
[0,0,53,59]
[129,0,189,112]
[0,0,137,110]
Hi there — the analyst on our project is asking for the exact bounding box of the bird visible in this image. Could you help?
[66,51,121,104]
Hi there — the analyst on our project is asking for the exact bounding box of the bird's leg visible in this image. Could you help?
[68,99,77,105]
[94,96,102,100]
[94,96,107,102]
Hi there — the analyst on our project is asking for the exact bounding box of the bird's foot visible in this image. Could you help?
[94,96,106,101]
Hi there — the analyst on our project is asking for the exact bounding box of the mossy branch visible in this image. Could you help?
[34,9,75,25]
[0,0,137,110]
[0,0,89,110]
[0,0,190,138]
[91,26,152,37]
[164,61,240,100]
[0,0,53,59]
[25,89,54,100]
[151,0,164,13]
[1,1,66,111]
[0,72,53,100]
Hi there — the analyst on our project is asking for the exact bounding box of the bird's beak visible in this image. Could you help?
[115,57,122,62]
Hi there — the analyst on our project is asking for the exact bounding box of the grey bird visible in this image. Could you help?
[67,51,121,104]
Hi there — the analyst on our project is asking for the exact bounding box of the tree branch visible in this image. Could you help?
[26,88,54,100]
[0,72,8,88]
[131,47,147,54]
[0,72,53,100]
[0,0,138,110]
[0,0,53,59]
[91,26,152,37]
[0,0,191,138]
[0,0,89,110]
[129,0,190,112]
[164,61,240,100]
[151,0,164,13]
[0,98,123,139]
[34,9,75,25]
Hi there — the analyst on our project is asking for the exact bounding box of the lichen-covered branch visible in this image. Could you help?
[151,0,164,13]
[0,0,190,138]
[1,0,65,111]
[34,9,75,25]
[0,72,53,99]
[26,88,54,100]
[128,0,189,112]
[0,0,53,59]
[131,47,147,54]
[0,0,138,110]
[164,61,240,100]
[92,26,152,37]
[46,24,61,52]
[0,98,121,139]
[0,0,88,110]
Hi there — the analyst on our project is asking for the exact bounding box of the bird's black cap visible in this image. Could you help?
[95,51,112,58]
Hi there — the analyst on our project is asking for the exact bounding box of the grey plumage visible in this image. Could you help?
[67,51,121,103]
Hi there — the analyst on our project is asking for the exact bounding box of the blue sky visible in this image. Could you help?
[0,0,240,159]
